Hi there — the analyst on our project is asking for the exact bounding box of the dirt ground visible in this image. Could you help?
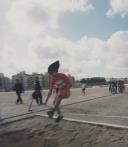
[0,86,128,147]
[0,116,128,147]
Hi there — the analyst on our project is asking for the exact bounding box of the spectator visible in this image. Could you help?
[14,79,24,104]
[32,77,43,105]
[81,83,87,96]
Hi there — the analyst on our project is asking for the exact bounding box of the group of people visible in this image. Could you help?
[13,60,72,122]
[11,62,127,122]
[81,80,126,96]
[109,80,125,94]
[14,77,43,105]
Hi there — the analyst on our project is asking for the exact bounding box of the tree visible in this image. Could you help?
[80,78,87,84]
[80,77,107,85]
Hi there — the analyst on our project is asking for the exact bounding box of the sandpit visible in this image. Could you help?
[0,116,128,147]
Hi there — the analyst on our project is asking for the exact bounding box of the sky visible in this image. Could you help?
[0,0,128,79]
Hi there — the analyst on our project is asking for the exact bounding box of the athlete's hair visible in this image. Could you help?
[48,60,60,73]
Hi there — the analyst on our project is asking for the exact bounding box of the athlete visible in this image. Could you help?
[44,61,71,122]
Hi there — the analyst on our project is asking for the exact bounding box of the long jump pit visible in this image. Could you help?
[0,115,128,147]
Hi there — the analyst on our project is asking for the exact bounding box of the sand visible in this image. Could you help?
[0,87,128,147]
[0,116,128,147]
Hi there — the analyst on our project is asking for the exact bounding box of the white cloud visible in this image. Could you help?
[0,0,128,79]
[0,0,94,77]
[107,31,128,69]
[27,31,128,78]
[107,0,128,18]
[1,30,128,78]
[7,0,94,36]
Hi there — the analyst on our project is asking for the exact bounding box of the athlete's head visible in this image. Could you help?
[48,60,60,75]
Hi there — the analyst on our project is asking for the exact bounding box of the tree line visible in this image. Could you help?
[79,77,107,86]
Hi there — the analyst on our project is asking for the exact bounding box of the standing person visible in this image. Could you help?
[14,79,24,104]
[109,81,117,94]
[44,60,71,122]
[118,80,125,93]
[32,77,43,105]
[81,83,87,96]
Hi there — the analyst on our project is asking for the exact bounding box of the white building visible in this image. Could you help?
[12,72,28,90]
[0,73,12,91]
[0,73,4,91]
[27,73,43,89]
[12,72,44,90]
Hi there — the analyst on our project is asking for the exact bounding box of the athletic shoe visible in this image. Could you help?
[55,115,63,122]
[47,110,54,118]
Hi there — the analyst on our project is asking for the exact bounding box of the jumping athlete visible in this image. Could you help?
[44,61,71,122]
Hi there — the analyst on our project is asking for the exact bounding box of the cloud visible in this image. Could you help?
[107,0,128,18]
[7,0,94,35]
[1,30,128,78]
[0,0,94,76]
[107,31,128,68]
[28,31,128,78]
[0,0,128,79]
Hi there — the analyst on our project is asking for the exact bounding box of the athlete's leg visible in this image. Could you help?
[53,95,64,122]
[47,94,62,118]
[54,96,62,114]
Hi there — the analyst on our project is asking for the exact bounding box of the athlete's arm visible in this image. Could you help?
[44,88,53,104]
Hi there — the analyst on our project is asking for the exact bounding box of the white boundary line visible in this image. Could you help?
[36,114,128,129]
[0,115,35,125]
[67,113,128,119]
